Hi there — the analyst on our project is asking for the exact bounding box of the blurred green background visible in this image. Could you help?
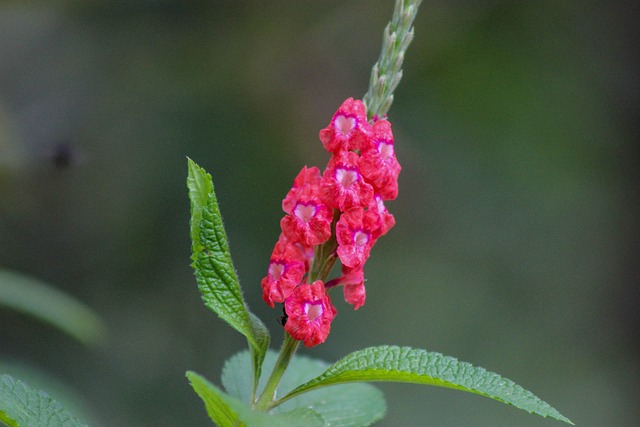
[1,1,638,426]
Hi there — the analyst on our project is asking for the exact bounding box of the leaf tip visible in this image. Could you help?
[558,413,575,425]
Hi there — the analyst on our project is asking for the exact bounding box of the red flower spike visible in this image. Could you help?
[262,97,398,313]
[340,265,366,310]
[319,98,372,153]
[284,280,337,347]
[261,235,306,307]
[359,119,401,200]
[320,151,374,211]
[336,206,380,269]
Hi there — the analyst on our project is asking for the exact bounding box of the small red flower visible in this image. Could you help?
[282,166,322,213]
[359,119,401,200]
[336,206,380,269]
[320,151,373,211]
[281,195,332,246]
[261,235,306,307]
[284,280,337,347]
[280,167,332,246]
[340,265,366,310]
[319,98,372,153]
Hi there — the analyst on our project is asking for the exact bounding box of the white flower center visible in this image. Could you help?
[354,231,369,247]
[268,263,285,280]
[305,302,323,322]
[336,168,358,188]
[379,142,394,159]
[335,115,356,136]
[294,203,316,223]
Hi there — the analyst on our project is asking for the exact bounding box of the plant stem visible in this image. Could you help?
[308,209,340,283]
[363,0,423,119]
[253,333,300,411]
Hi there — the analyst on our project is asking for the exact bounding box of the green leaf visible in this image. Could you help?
[0,360,94,426]
[281,345,573,424]
[187,158,270,397]
[0,269,106,346]
[186,371,324,427]
[222,350,386,427]
[0,374,87,427]
[187,158,214,260]
[186,371,243,426]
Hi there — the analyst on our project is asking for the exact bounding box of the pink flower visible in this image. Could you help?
[340,265,366,310]
[280,167,333,246]
[320,151,373,211]
[261,235,306,307]
[359,119,401,200]
[284,280,337,347]
[319,98,372,153]
[281,197,332,246]
[336,206,380,269]
[282,166,322,213]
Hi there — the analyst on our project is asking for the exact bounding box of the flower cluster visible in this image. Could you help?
[261,98,400,347]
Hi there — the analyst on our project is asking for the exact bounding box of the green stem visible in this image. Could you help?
[363,0,423,119]
[253,333,300,411]
[308,209,340,283]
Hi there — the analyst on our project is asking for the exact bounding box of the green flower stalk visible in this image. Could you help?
[363,0,423,119]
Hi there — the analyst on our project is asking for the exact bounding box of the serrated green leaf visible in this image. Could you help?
[0,374,87,427]
[0,269,106,346]
[281,345,573,424]
[222,350,386,427]
[0,361,94,426]
[187,157,214,259]
[187,158,270,397]
[186,371,324,427]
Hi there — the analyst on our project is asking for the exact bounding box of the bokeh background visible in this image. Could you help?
[1,1,638,426]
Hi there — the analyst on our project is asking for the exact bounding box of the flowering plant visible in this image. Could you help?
[184,1,572,426]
